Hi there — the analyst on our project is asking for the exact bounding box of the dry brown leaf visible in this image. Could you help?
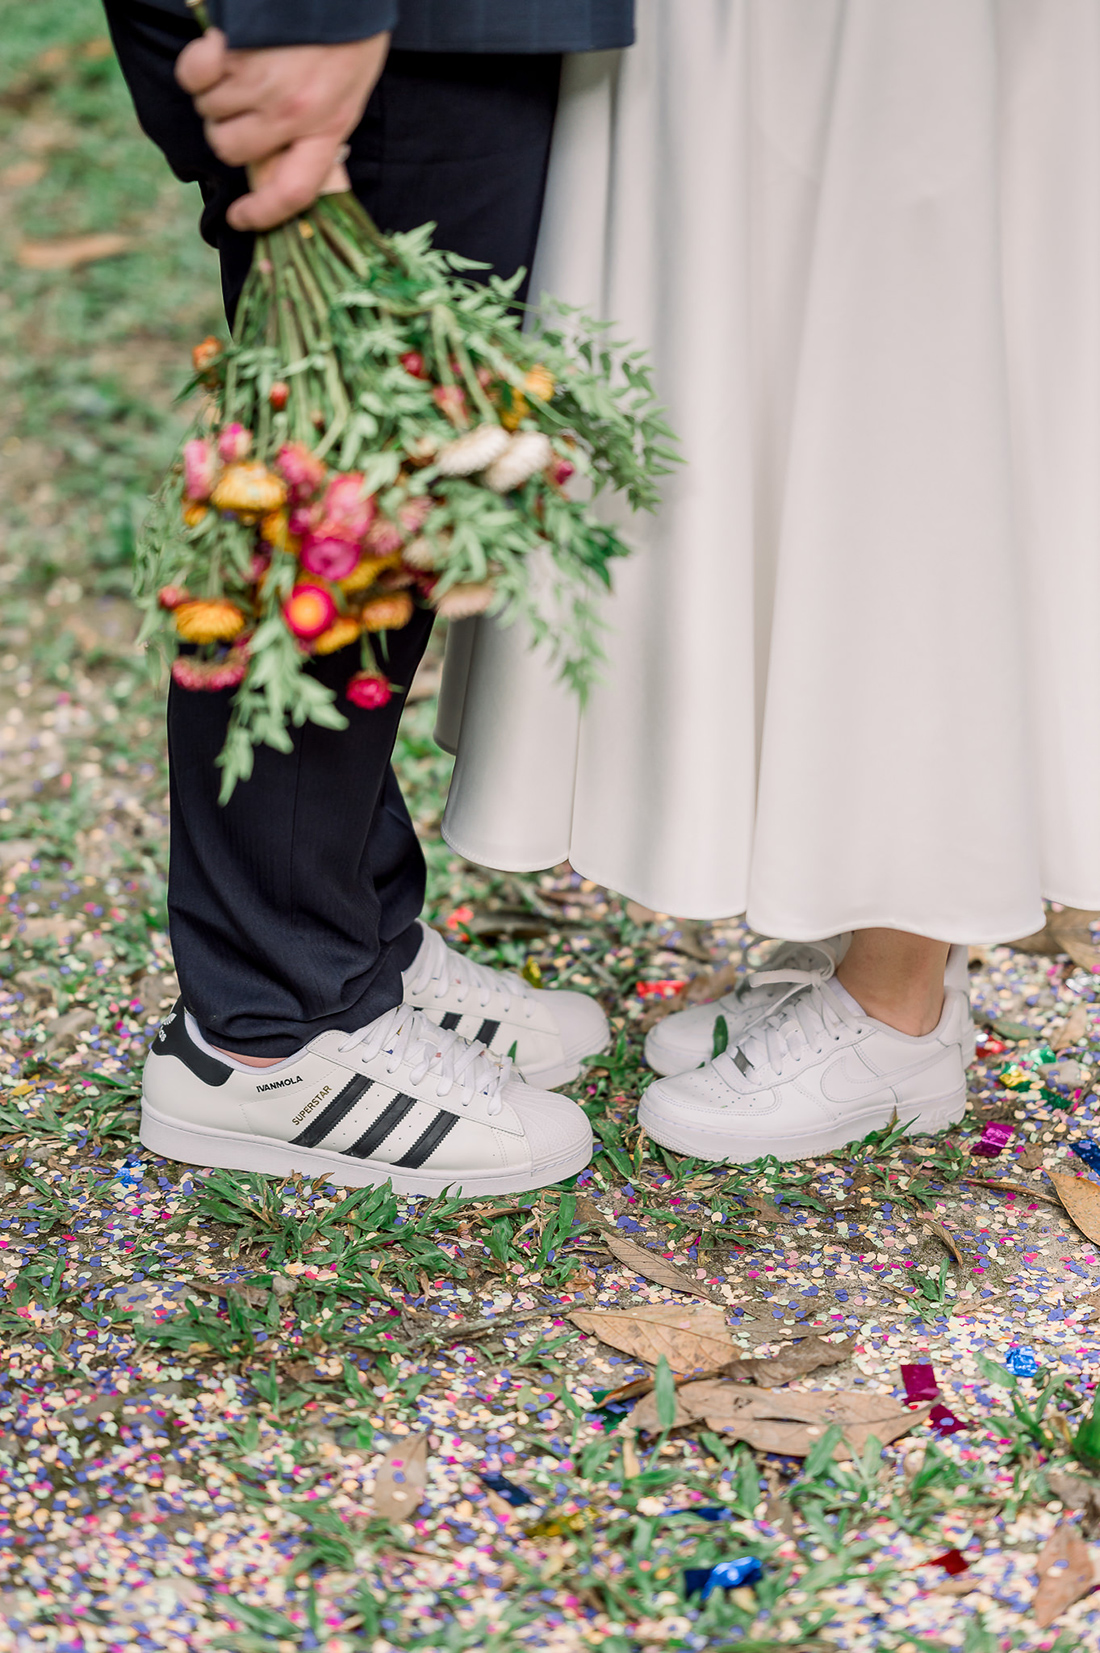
[372,1434,429,1521]
[720,1335,856,1390]
[17,233,133,270]
[1048,1471,1100,1539]
[632,1382,928,1455]
[569,1303,733,1374]
[1018,1143,1047,1172]
[922,1220,966,1267]
[601,1232,721,1304]
[594,1332,849,1409]
[1049,1171,1100,1244]
[1048,908,1100,976]
[1053,1004,1091,1051]
[188,1278,270,1308]
[964,1175,1061,1207]
[1033,1520,1096,1627]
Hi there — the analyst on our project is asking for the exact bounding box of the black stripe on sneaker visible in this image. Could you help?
[345,1092,417,1160]
[439,1012,462,1032]
[396,1109,459,1169]
[476,1018,500,1047]
[291,1074,374,1148]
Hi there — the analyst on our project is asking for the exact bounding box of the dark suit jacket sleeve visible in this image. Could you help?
[206,0,399,48]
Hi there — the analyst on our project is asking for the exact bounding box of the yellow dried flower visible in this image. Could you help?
[337,553,402,594]
[500,390,529,431]
[182,502,209,528]
[174,599,247,644]
[311,616,363,655]
[360,591,415,632]
[525,364,555,400]
[260,507,290,550]
[210,463,287,516]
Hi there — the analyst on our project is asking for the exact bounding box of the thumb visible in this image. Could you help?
[226,136,343,231]
[176,27,230,96]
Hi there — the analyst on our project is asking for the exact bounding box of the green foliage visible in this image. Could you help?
[138,194,677,795]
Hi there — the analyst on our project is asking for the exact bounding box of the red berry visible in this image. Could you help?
[268,380,289,410]
[400,352,428,380]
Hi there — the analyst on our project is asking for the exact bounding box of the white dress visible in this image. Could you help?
[436,0,1100,945]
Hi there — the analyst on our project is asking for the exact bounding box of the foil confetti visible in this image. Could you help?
[971,1120,1015,1158]
[684,1556,764,1600]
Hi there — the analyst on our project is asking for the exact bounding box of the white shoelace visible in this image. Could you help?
[339,1005,511,1114]
[403,923,533,1019]
[720,977,853,1082]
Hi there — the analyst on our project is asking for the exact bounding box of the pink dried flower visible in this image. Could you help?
[432,384,467,425]
[276,441,327,503]
[249,549,271,582]
[346,672,392,710]
[550,457,576,487]
[217,422,252,463]
[183,438,217,502]
[171,645,249,692]
[397,496,433,534]
[288,503,318,537]
[364,517,404,556]
[321,473,376,542]
[299,534,362,581]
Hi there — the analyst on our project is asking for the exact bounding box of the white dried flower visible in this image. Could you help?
[483,430,553,493]
[435,424,511,477]
[431,581,495,619]
[402,535,439,571]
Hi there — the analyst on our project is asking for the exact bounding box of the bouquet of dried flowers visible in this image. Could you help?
[137,191,673,799]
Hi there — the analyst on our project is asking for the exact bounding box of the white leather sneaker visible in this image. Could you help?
[402,921,609,1089]
[141,1000,593,1196]
[644,939,975,1076]
[639,976,970,1164]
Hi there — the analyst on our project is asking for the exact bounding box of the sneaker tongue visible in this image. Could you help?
[822,977,864,1018]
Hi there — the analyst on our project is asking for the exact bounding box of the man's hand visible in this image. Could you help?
[176,28,389,231]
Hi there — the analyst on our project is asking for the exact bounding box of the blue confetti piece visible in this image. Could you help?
[684,1556,763,1600]
[670,1506,734,1522]
[1071,1140,1100,1174]
[1007,1346,1039,1378]
[478,1472,535,1507]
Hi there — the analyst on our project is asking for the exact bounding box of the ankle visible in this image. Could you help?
[211,1045,283,1069]
[834,972,944,1037]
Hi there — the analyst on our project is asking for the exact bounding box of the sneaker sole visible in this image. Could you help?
[646,1022,980,1080]
[140,1100,591,1197]
[638,1087,967,1164]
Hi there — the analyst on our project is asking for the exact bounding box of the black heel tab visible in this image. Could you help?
[153,1000,233,1087]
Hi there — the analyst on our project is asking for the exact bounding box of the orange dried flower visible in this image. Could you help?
[311,615,362,655]
[260,507,291,551]
[525,364,555,400]
[210,463,287,516]
[337,552,402,594]
[182,502,209,528]
[360,591,415,632]
[191,336,222,377]
[174,599,247,644]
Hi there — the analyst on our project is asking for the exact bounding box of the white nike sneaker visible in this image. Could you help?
[402,921,609,1089]
[644,938,975,1076]
[639,977,970,1164]
[141,1000,593,1197]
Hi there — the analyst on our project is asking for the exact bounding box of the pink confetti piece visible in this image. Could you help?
[971,1120,1015,1158]
[901,1362,940,1403]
